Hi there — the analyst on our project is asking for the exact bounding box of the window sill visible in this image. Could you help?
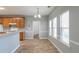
[60,40,70,47]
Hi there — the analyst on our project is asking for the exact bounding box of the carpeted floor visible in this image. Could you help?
[15,39,59,53]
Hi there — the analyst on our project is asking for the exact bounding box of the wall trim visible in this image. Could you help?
[11,44,20,53]
[26,37,48,39]
[40,37,48,39]
[70,40,79,46]
[25,36,33,39]
[48,39,63,53]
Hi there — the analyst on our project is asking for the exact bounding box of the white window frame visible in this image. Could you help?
[60,10,70,47]
[53,17,57,39]
[49,20,52,36]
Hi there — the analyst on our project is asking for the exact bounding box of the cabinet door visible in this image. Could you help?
[3,18,10,27]
[20,18,25,28]
[20,32,25,41]
[16,17,25,28]
[12,17,17,23]
[9,17,13,23]
[16,18,20,28]
[0,18,3,24]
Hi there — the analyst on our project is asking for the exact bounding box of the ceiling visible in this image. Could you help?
[0,6,55,16]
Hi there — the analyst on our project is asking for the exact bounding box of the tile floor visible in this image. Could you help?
[15,39,59,53]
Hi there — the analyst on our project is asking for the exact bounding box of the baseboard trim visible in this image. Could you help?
[40,37,48,39]
[70,40,79,46]
[26,37,48,39]
[11,44,20,53]
[26,37,33,39]
[48,39,63,53]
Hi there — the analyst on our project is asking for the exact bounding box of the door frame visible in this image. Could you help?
[32,20,40,39]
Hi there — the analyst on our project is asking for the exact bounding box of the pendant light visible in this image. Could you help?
[34,8,41,18]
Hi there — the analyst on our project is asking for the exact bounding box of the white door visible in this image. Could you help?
[33,21,40,37]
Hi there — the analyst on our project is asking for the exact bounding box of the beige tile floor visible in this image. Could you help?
[15,39,59,53]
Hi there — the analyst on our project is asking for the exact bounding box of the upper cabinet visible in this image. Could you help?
[0,17,25,29]
[0,18,3,24]
[14,17,25,29]
[19,18,25,28]
[3,17,10,27]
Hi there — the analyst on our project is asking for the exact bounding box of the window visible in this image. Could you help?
[49,20,52,36]
[60,10,69,46]
[0,24,3,32]
[53,17,57,39]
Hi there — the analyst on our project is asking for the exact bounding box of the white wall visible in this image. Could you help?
[48,6,79,53]
[69,7,79,52]
[25,16,48,39]
[0,32,20,53]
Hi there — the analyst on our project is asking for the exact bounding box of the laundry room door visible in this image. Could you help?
[33,21,40,39]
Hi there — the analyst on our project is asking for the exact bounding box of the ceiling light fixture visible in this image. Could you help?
[0,7,5,10]
[34,8,41,18]
[34,14,37,18]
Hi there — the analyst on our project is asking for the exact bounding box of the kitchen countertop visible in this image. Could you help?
[0,31,20,53]
[0,30,19,37]
[0,28,25,37]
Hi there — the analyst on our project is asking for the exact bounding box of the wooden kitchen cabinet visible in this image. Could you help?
[0,17,25,28]
[20,32,25,41]
[19,18,25,28]
[16,18,20,28]
[3,18,10,27]
[9,17,13,23]
[16,17,25,28]
[0,18,3,24]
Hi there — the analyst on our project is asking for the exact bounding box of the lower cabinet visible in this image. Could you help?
[20,32,25,41]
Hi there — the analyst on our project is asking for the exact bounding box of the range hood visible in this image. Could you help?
[9,23,18,31]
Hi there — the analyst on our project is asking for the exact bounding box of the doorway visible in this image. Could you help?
[33,21,40,39]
